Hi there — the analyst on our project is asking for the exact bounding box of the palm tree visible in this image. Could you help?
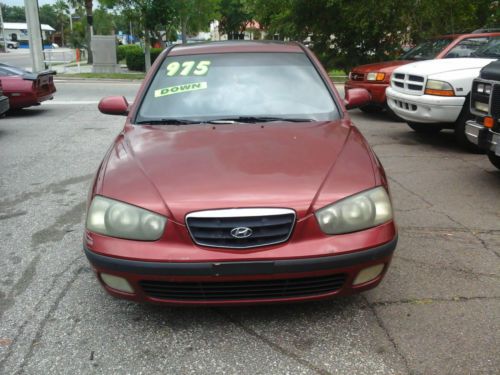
[53,0,69,47]
[68,0,94,63]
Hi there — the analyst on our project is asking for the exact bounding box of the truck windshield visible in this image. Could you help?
[400,38,453,60]
[136,52,339,124]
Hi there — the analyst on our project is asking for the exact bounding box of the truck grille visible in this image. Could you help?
[491,84,500,120]
[350,72,364,81]
[186,208,295,249]
[140,274,347,301]
[391,73,425,94]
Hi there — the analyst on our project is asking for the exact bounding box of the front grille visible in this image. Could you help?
[140,274,347,301]
[391,73,425,94]
[350,72,364,81]
[392,99,417,112]
[491,84,500,120]
[186,208,295,249]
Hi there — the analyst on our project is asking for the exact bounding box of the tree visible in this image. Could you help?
[169,0,219,44]
[51,1,69,46]
[69,0,94,63]
[218,0,251,39]
[1,4,25,22]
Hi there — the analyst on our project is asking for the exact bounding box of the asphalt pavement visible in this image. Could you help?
[0,80,498,374]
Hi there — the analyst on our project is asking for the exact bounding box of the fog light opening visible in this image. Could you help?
[353,264,385,286]
[100,273,134,293]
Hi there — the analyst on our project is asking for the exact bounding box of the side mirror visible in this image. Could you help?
[98,96,129,116]
[344,88,371,110]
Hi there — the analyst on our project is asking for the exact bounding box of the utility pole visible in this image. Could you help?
[24,0,45,72]
[0,5,7,53]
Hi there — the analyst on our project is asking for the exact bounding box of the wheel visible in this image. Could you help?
[454,95,481,152]
[407,122,443,134]
[487,151,500,169]
[360,104,383,114]
[7,44,13,49]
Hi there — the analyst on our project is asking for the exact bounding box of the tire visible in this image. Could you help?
[407,122,443,134]
[7,44,13,49]
[454,95,481,152]
[487,151,500,169]
[360,104,383,114]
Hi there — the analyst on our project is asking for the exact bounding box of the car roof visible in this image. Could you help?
[168,41,304,56]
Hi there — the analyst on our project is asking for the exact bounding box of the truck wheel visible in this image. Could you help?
[487,151,500,169]
[454,95,481,152]
[407,122,442,134]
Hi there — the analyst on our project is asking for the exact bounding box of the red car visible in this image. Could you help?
[0,63,56,109]
[84,41,397,306]
[345,31,500,117]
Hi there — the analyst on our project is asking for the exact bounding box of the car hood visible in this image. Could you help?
[99,121,377,223]
[395,58,496,76]
[351,60,413,74]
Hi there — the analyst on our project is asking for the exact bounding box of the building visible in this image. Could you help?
[3,22,55,46]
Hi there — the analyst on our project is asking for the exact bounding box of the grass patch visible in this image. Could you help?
[58,72,146,80]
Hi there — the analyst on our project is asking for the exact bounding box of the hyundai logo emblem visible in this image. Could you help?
[230,227,253,239]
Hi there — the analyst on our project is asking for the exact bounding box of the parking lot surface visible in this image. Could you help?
[0,80,498,374]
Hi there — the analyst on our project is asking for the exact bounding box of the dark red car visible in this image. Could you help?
[84,41,397,306]
[0,79,9,116]
[345,32,500,117]
[0,63,56,109]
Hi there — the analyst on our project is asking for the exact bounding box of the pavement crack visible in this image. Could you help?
[214,309,332,375]
[395,255,500,279]
[362,296,411,375]
[388,176,434,208]
[13,266,85,375]
[0,255,84,374]
[370,296,500,307]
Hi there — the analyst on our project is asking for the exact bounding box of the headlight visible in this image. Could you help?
[86,196,167,240]
[366,72,386,81]
[477,83,492,94]
[474,101,489,113]
[315,187,393,234]
[424,79,454,96]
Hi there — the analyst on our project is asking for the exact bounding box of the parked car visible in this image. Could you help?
[0,63,56,109]
[84,41,397,306]
[465,60,500,169]
[0,38,19,49]
[345,31,500,118]
[0,80,9,116]
[386,35,500,150]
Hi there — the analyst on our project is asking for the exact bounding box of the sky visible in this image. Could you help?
[2,0,57,6]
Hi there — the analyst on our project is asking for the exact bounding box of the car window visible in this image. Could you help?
[400,38,453,60]
[136,52,339,123]
[444,37,491,58]
[0,64,27,76]
[470,36,500,58]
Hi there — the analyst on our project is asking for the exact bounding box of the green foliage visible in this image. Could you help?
[218,0,252,36]
[117,44,141,61]
[1,4,25,22]
[125,47,163,72]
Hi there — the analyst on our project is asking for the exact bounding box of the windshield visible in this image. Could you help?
[461,36,500,58]
[136,52,339,124]
[400,38,453,60]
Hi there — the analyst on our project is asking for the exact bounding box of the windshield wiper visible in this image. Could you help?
[208,116,314,124]
[136,119,203,125]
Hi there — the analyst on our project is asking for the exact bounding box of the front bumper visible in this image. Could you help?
[386,87,465,124]
[345,81,389,105]
[84,236,398,306]
[465,120,500,155]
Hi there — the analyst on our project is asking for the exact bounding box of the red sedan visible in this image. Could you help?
[0,63,56,109]
[84,41,397,306]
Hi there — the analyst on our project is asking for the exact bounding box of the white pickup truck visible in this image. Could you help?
[385,35,500,150]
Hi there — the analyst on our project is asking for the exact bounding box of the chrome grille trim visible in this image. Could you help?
[391,72,426,94]
[186,208,296,249]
